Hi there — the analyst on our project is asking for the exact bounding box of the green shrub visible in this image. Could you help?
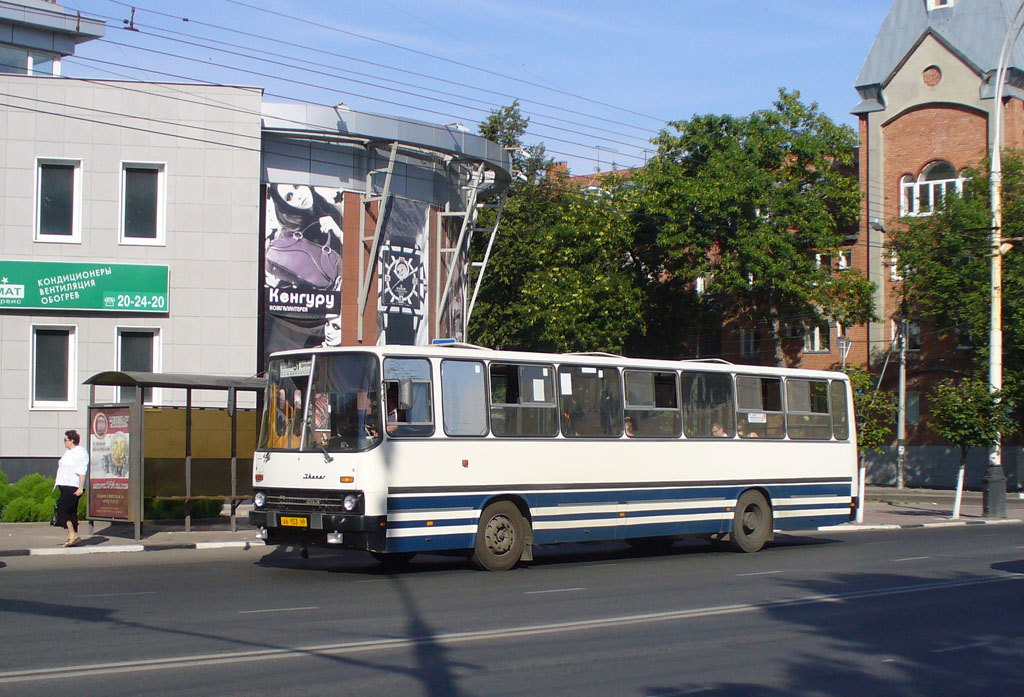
[145,498,224,520]
[0,469,8,488]
[0,472,76,523]
[2,496,54,523]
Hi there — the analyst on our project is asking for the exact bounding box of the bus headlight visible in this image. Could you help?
[253,491,266,508]
[343,494,359,511]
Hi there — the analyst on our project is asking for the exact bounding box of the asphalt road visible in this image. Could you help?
[2,525,1023,697]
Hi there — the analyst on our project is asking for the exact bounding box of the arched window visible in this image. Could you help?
[900,161,965,217]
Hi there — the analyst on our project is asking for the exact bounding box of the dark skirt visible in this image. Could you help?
[56,485,80,532]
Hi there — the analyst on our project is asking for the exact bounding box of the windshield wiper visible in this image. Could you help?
[317,442,334,463]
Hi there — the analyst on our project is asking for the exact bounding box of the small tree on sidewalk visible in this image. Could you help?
[929,378,1015,519]
[847,367,897,464]
[846,368,896,520]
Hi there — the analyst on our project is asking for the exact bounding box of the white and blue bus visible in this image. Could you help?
[249,344,857,571]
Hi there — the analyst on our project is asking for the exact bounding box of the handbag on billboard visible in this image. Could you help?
[266,233,340,290]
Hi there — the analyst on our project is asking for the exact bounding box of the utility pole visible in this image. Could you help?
[983,2,1024,517]
[897,318,907,490]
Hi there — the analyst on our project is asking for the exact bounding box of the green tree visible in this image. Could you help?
[929,378,1015,518]
[888,152,1024,415]
[630,89,875,364]
[845,367,897,461]
[470,104,644,352]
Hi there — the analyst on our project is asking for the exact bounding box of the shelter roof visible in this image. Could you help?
[84,371,264,391]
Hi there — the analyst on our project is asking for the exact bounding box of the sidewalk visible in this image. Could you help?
[1,488,1021,557]
[0,517,258,557]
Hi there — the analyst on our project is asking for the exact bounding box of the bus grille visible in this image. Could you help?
[264,489,349,514]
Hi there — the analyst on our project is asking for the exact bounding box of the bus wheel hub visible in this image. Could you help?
[486,514,514,555]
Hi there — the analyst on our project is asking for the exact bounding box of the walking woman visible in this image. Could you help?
[55,429,89,547]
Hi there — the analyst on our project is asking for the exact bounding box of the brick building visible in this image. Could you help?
[852,0,1024,487]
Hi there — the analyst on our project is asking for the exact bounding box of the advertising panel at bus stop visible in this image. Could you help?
[88,406,132,520]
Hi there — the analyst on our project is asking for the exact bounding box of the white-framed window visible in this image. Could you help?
[907,391,920,425]
[116,328,161,404]
[814,253,833,271]
[35,158,82,243]
[955,322,975,350]
[0,48,59,75]
[890,249,904,282]
[892,318,922,351]
[31,325,77,410]
[838,248,853,270]
[803,318,831,353]
[120,162,166,245]
[900,162,965,217]
[740,328,760,358]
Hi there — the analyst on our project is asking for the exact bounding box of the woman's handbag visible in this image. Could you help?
[266,233,340,290]
[49,501,60,527]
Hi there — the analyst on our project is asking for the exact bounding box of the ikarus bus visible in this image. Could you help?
[249,344,858,571]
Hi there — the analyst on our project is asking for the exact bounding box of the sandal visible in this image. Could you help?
[63,536,81,548]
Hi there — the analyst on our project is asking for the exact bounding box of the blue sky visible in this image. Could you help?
[61,0,896,174]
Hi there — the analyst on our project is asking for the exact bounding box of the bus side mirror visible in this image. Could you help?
[399,379,415,411]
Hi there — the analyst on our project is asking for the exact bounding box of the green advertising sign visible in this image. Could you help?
[0,260,169,313]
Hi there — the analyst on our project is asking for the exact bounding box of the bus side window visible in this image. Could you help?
[830,380,850,440]
[681,372,735,438]
[736,375,785,439]
[489,363,558,437]
[624,370,681,438]
[383,358,434,437]
[558,365,623,438]
[441,360,488,437]
[786,378,832,440]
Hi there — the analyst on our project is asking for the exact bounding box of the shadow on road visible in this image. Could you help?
[640,563,1024,696]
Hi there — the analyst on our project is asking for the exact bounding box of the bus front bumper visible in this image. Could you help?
[249,510,387,550]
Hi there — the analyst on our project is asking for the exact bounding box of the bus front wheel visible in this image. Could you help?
[729,490,771,553]
[471,501,526,571]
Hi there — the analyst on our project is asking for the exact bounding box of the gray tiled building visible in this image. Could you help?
[0,1,511,479]
[0,2,264,476]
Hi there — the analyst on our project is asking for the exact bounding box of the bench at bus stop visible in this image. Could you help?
[150,494,251,532]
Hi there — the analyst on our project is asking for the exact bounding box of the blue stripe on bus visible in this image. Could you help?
[386,533,476,553]
[382,479,854,551]
[386,481,851,512]
[387,517,476,529]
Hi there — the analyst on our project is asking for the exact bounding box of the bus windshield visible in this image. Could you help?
[259,353,382,452]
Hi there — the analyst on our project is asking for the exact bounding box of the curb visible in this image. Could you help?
[817,518,1024,533]
[0,540,256,557]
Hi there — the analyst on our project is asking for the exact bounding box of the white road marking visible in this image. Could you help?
[238,606,318,615]
[79,592,156,599]
[737,571,782,577]
[2,573,1021,684]
[931,641,990,654]
[893,556,930,562]
[525,587,586,595]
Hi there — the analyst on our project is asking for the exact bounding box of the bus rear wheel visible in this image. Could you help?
[729,490,771,553]
[471,501,526,571]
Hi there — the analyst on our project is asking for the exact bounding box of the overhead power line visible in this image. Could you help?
[106,0,664,136]
[219,0,667,126]
[96,22,652,154]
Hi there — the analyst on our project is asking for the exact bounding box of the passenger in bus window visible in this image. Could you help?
[385,383,400,434]
[624,416,636,437]
[712,422,727,437]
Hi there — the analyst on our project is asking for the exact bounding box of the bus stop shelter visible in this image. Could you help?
[84,371,265,539]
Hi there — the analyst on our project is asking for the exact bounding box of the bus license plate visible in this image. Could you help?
[280,516,308,528]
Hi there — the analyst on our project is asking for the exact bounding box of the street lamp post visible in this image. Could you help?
[984,4,1024,518]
